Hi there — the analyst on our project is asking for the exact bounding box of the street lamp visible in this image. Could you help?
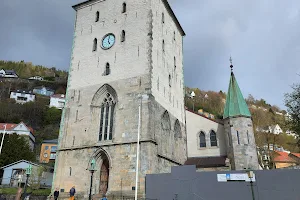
[190,91,195,111]
[88,158,97,200]
[246,169,255,200]
[23,164,32,200]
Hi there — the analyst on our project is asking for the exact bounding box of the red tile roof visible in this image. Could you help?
[273,151,296,163]
[0,122,34,135]
[291,153,300,158]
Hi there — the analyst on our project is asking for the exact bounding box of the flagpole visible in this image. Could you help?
[0,124,7,155]
[135,98,142,200]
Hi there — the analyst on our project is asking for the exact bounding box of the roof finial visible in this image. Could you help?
[229,56,233,72]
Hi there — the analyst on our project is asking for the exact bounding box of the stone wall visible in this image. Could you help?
[224,117,259,170]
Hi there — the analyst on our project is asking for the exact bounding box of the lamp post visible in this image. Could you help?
[0,124,7,155]
[190,91,195,111]
[246,170,255,200]
[88,158,97,200]
[23,164,32,200]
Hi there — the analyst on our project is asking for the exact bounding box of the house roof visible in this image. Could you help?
[0,160,40,169]
[185,156,227,168]
[290,153,300,158]
[0,122,34,135]
[34,86,54,91]
[273,151,297,163]
[12,89,34,95]
[72,0,185,36]
[223,72,251,119]
[43,139,58,144]
[51,94,65,99]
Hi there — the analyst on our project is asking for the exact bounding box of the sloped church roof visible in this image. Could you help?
[223,66,251,119]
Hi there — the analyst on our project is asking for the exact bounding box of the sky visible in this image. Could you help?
[0,0,300,109]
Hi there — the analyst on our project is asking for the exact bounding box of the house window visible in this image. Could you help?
[95,11,99,22]
[162,40,165,53]
[99,93,116,141]
[45,146,49,150]
[210,130,217,147]
[162,12,165,24]
[104,63,110,75]
[199,132,206,148]
[51,146,57,152]
[237,131,240,145]
[173,31,176,41]
[169,74,171,87]
[121,30,126,42]
[50,153,56,160]
[93,38,97,51]
[122,2,126,13]
[69,167,72,176]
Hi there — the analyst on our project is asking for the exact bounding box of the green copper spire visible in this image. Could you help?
[223,58,251,119]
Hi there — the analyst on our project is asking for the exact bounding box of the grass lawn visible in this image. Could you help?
[0,187,51,196]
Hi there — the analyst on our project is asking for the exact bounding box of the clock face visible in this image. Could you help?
[102,34,115,49]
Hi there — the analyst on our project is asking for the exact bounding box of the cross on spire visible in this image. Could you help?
[229,56,233,72]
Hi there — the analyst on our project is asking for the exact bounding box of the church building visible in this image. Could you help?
[185,61,260,171]
[52,0,187,199]
[52,0,260,199]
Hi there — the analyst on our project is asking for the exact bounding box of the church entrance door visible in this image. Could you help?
[99,159,109,196]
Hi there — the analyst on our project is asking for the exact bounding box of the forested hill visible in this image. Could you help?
[0,60,68,79]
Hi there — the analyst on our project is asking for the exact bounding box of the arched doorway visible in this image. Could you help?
[99,158,109,196]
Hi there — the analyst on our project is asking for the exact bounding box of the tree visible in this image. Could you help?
[0,133,35,167]
[285,84,300,139]
[29,166,46,190]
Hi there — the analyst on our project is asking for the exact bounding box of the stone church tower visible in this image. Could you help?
[223,61,259,170]
[52,0,187,198]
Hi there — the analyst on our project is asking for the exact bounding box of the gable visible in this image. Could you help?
[13,122,30,132]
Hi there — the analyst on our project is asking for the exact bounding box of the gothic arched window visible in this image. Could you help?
[162,40,165,53]
[121,30,126,42]
[122,2,126,13]
[162,12,165,24]
[95,11,99,22]
[161,111,171,130]
[247,130,250,144]
[199,132,206,148]
[174,120,181,138]
[174,57,176,70]
[99,92,116,141]
[210,130,217,147]
[93,38,97,51]
[169,74,171,87]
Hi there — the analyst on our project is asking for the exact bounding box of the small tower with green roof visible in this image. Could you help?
[223,58,259,170]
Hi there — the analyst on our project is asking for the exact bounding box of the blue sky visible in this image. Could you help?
[0,0,299,109]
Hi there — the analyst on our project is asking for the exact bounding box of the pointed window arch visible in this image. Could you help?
[122,2,127,13]
[210,130,217,147]
[161,111,171,130]
[105,63,110,76]
[121,30,126,42]
[93,38,97,51]
[95,11,99,22]
[174,120,181,138]
[199,132,206,148]
[92,84,117,142]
